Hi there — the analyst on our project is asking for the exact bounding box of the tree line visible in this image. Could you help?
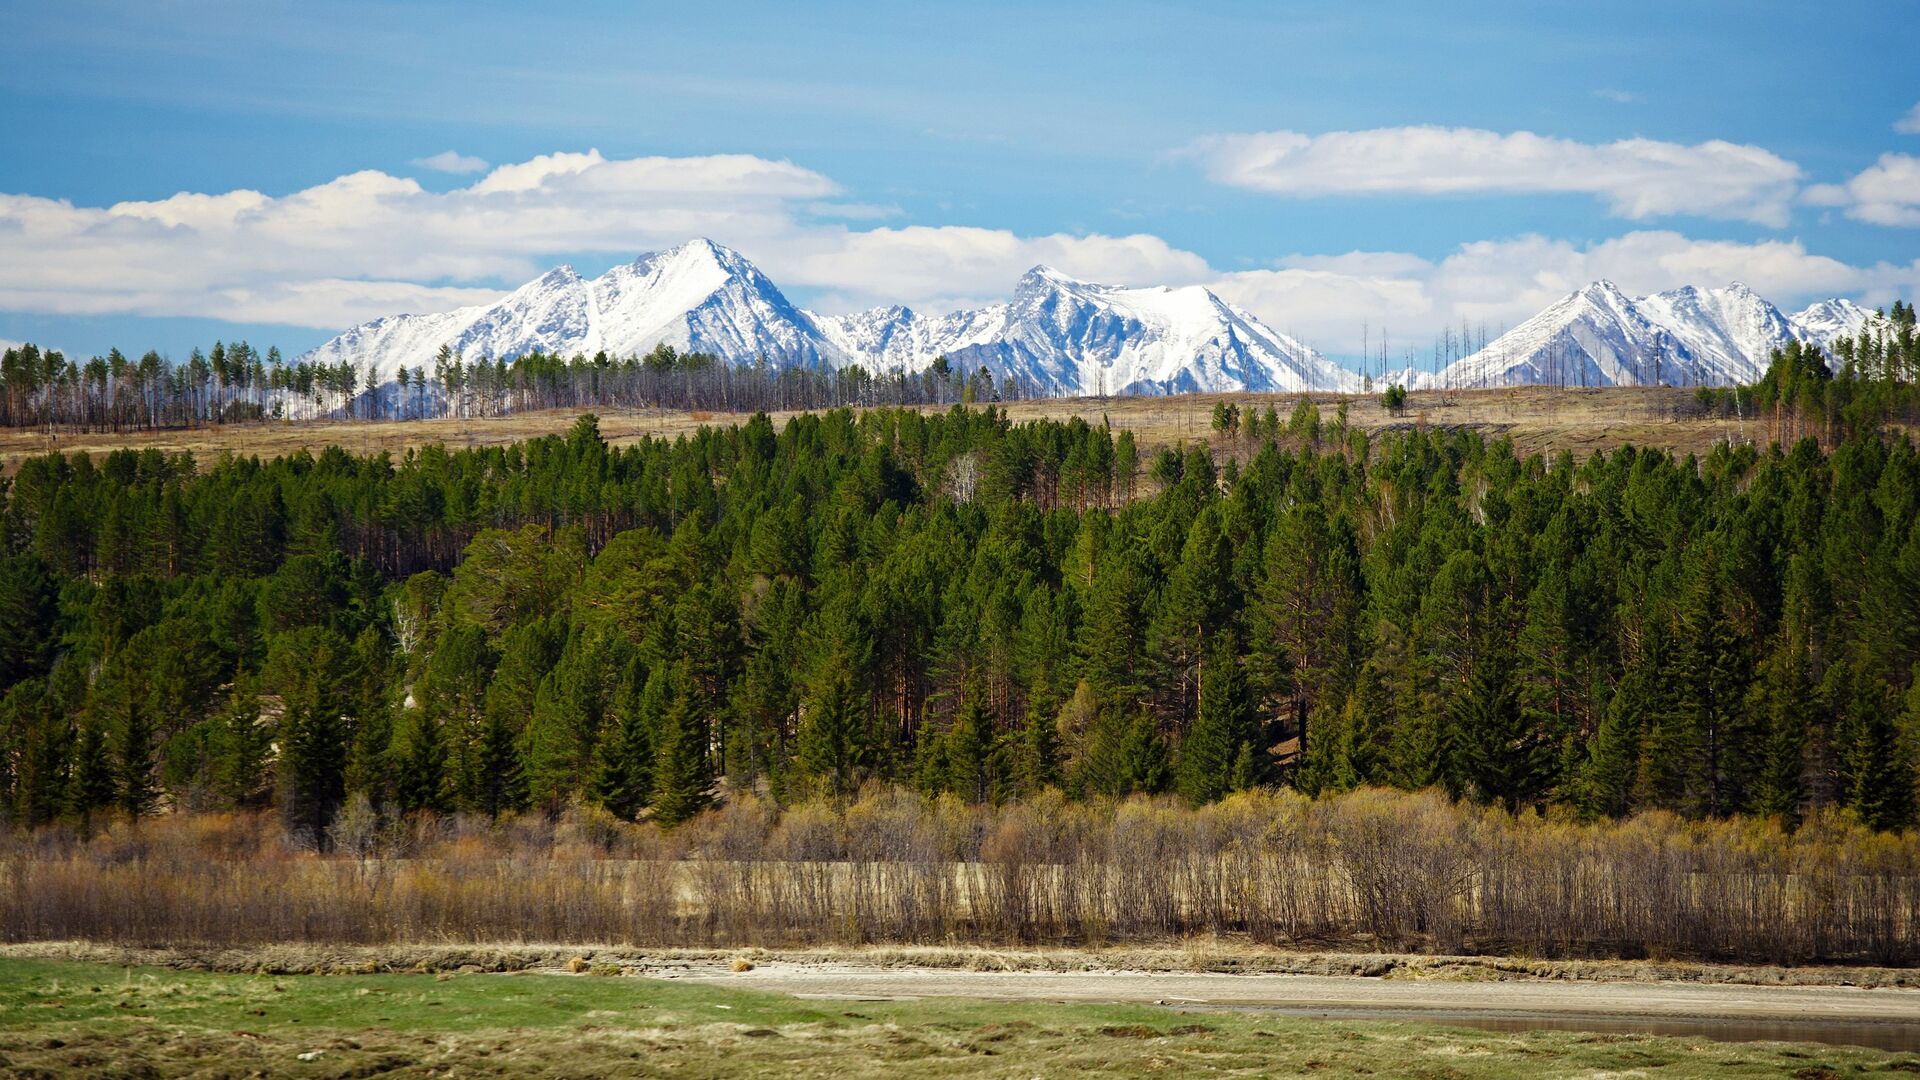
[0,339,1026,432]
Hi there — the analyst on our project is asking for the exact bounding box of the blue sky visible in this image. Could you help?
[3,0,1917,365]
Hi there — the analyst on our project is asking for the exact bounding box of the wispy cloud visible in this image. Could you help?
[1184,125,1803,226]
[1897,103,1920,135]
[1593,88,1640,104]
[411,151,491,175]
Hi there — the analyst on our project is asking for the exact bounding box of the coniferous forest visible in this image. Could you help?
[2,324,1920,960]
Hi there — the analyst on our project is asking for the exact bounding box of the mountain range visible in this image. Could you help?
[1407,281,1881,390]
[302,239,1887,394]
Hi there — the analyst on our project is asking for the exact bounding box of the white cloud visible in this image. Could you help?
[0,149,1221,330]
[1896,103,1920,135]
[411,150,491,175]
[776,225,1213,314]
[1,149,1910,362]
[1210,232,1916,355]
[1186,125,1803,226]
[1805,153,1920,227]
[1593,88,1640,105]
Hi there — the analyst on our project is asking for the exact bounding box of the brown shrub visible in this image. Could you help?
[1,788,1914,965]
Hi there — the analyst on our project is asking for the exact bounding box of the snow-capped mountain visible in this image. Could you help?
[1427,281,1887,389]
[1432,281,1693,389]
[305,241,1890,396]
[305,241,1355,395]
[1639,283,1799,384]
[301,239,848,379]
[818,266,1357,394]
[1790,298,1886,353]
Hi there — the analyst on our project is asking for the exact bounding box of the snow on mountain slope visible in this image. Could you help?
[1639,283,1797,385]
[819,266,1357,395]
[1439,281,1694,389]
[301,239,844,379]
[1790,298,1887,353]
[814,304,1009,374]
[1439,281,1877,389]
[305,239,1887,396]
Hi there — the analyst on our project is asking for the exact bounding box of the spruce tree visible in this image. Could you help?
[1117,709,1171,795]
[591,660,659,821]
[1176,636,1256,805]
[1747,631,1814,821]
[945,680,999,804]
[94,662,157,819]
[1015,688,1062,795]
[1457,643,1553,813]
[796,650,867,801]
[211,674,272,807]
[1837,662,1916,831]
[68,720,116,827]
[393,710,448,814]
[268,627,353,847]
[650,662,712,826]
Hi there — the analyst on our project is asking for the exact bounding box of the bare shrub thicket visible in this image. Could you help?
[3,787,1915,965]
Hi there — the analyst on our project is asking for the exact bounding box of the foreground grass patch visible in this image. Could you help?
[0,958,1913,1078]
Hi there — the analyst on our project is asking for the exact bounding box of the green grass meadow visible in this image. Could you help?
[1,958,1917,1078]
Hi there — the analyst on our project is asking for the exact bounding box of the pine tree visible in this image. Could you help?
[592,660,659,821]
[1457,642,1553,813]
[211,675,272,806]
[93,660,157,818]
[392,709,448,814]
[267,627,354,846]
[650,662,712,826]
[796,650,867,801]
[1176,635,1257,805]
[1747,630,1814,821]
[1837,661,1916,831]
[1015,688,1062,794]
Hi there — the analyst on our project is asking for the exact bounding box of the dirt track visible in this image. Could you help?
[680,962,1920,1050]
[9,941,1920,1048]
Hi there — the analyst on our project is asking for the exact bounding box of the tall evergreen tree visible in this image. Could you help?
[650,661,712,826]
[1456,641,1554,813]
[1176,635,1258,805]
[796,650,867,801]
[266,627,354,846]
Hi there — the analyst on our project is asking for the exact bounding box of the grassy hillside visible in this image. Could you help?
[0,386,1771,472]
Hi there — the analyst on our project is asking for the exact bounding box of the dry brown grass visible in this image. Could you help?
[10,940,1920,988]
[0,386,1772,473]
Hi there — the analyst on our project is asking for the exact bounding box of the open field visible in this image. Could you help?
[2,956,1917,1078]
[0,386,1781,472]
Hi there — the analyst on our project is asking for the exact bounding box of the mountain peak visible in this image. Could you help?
[631,237,751,275]
[1016,264,1084,290]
